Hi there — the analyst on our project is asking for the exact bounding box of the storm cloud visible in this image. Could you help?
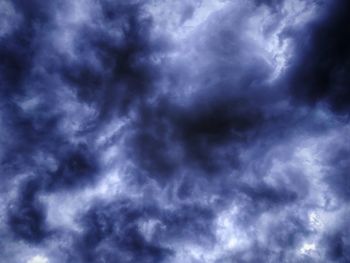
[0,0,349,262]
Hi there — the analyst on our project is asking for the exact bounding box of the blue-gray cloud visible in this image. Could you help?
[0,0,349,262]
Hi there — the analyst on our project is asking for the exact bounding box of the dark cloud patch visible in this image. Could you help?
[124,99,180,183]
[159,203,215,243]
[0,100,61,188]
[7,177,48,243]
[0,92,100,192]
[46,144,99,191]
[0,0,57,93]
[59,1,168,122]
[287,0,350,114]
[322,219,350,262]
[0,0,63,181]
[11,0,54,22]
[325,232,348,262]
[324,145,350,201]
[71,200,181,262]
[175,96,264,172]
[240,181,298,209]
[126,95,266,182]
[254,0,283,8]
[63,198,217,262]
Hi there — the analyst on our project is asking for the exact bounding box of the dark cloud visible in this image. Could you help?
[287,0,350,114]
[72,200,171,263]
[321,218,350,262]
[254,0,284,9]
[59,1,168,122]
[0,1,56,92]
[46,144,99,191]
[66,199,215,262]
[7,177,49,242]
[324,144,350,201]
[125,95,267,184]
[125,5,276,181]
[0,0,349,262]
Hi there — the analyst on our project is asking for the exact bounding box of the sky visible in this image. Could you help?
[0,0,349,262]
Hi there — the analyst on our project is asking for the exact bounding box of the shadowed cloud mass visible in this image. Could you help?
[0,0,349,262]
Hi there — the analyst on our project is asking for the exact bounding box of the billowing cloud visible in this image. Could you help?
[0,0,349,262]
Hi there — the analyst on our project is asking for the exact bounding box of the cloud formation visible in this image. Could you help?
[0,0,349,262]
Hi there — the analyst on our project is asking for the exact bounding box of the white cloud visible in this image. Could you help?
[27,255,49,263]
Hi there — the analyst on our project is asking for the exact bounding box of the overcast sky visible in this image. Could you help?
[0,0,349,262]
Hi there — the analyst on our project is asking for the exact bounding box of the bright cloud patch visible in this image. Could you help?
[27,256,49,263]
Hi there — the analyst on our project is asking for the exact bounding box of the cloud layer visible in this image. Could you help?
[0,0,349,262]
